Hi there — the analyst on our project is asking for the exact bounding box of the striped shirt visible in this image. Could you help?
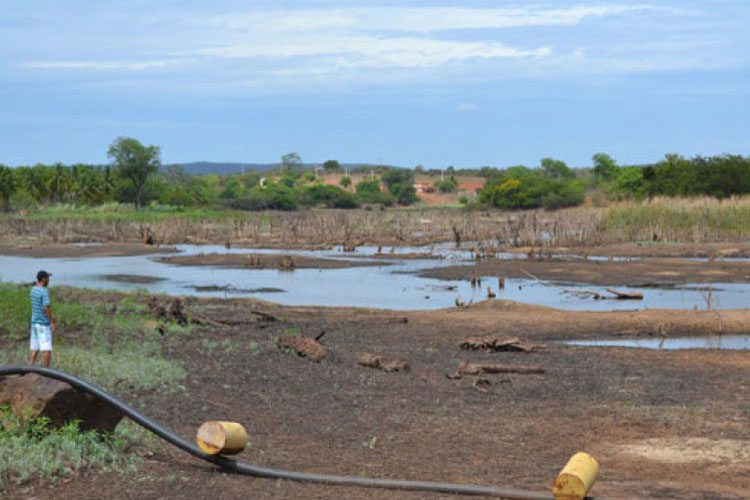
[30,286,51,326]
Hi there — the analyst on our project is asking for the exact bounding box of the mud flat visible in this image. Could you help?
[0,243,178,258]
[509,242,750,259]
[419,256,750,286]
[2,287,747,500]
[157,252,392,270]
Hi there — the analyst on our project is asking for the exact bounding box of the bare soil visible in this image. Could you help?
[419,256,750,286]
[0,243,178,258]
[509,242,750,259]
[2,292,748,500]
[157,253,392,270]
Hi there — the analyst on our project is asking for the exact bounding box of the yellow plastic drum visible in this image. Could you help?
[553,452,600,500]
[196,421,249,455]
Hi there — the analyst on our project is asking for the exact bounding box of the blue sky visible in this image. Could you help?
[1,0,749,168]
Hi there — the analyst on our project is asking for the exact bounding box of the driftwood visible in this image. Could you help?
[449,361,545,379]
[358,353,410,373]
[148,298,189,324]
[277,336,328,361]
[521,270,643,301]
[459,336,543,353]
[605,288,644,300]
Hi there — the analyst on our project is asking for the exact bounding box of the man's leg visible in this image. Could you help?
[38,325,53,367]
[29,324,39,364]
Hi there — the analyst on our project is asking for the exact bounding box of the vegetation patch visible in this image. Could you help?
[0,409,151,489]
[0,284,185,392]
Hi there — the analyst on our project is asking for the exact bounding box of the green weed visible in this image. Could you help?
[0,408,149,489]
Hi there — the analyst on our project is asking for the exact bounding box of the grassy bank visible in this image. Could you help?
[0,284,186,392]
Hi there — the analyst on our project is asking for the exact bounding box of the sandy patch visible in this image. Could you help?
[619,438,750,464]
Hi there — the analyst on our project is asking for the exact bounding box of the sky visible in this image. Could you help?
[1,0,749,168]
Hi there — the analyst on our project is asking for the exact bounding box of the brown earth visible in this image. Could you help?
[419,256,750,286]
[157,253,393,269]
[509,242,750,259]
[2,293,748,500]
[0,243,178,258]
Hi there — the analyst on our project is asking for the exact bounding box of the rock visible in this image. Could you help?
[0,374,124,432]
[277,336,328,361]
[358,353,410,373]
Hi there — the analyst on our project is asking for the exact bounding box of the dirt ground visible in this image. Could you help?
[3,293,748,500]
[157,253,393,270]
[419,256,750,286]
[0,243,178,258]
[509,242,750,259]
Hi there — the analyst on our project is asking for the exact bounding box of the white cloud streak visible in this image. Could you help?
[22,59,185,71]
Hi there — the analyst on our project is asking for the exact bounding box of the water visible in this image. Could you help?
[563,335,749,350]
[2,244,750,311]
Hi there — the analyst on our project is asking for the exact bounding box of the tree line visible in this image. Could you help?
[2,136,749,213]
[0,137,418,212]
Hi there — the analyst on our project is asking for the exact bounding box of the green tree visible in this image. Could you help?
[107,137,160,208]
[381,169,418,205]
[0,165,16,211]
[281,152,302,171]
[592,153,618,181]
[340,176,352,188]
[322,160,341,172]
[539,158,574,180]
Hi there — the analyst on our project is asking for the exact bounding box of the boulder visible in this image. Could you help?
[0,373,124,432]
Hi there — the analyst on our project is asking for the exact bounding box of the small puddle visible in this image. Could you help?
[564,335,749,350]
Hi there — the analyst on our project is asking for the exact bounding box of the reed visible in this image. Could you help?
[602,196,750,243]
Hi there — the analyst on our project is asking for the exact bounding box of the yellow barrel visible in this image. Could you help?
[196,421,249,455]
[553,452,600,500]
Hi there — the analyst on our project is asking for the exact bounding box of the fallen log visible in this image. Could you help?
[448,361,545,379]
[605,288,644,300]
[459,336,543,353]
[277,336,328,361]
[358,354,410,373]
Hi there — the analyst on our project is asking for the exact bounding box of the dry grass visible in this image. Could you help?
[4,197,750,250]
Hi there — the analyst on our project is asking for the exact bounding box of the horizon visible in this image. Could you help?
[2,1,749,168]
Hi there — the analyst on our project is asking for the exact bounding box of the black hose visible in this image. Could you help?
[0,365,612,499]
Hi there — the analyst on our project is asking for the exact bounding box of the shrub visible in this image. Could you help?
[434,177,458,193]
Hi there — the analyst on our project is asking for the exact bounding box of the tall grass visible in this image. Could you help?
[603,197,750,243]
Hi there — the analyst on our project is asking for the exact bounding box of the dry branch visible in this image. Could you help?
[449,361,545,379]
[459,336,543,353]
[358,354,410,373]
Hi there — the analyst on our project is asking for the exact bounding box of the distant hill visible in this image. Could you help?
[162,162,402,176]
[162,162,277,176]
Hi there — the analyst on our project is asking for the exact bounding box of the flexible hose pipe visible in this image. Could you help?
[0,365,620,500]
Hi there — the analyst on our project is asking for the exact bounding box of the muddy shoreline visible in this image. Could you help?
[418,257,750,286]
[157,253,393,270]
[2,291,746,500]
[0,243,178,258]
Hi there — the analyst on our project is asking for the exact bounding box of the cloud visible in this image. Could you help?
[455,102,477,112]
[199,5,653,33]
[22,59,185,71]
[17,2,739,93]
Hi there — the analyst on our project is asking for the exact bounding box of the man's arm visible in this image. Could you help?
[43,290,56,333]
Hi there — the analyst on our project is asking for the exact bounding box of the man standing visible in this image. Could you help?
[30,270,55,367]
